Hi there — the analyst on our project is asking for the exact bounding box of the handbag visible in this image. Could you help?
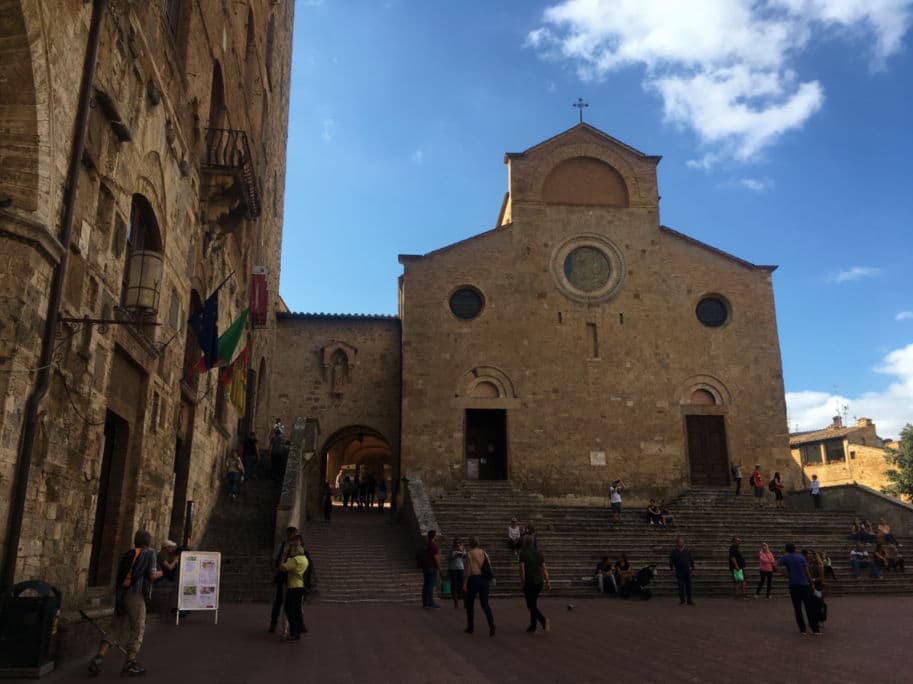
[481,553,494,582]
[733,568,744,582]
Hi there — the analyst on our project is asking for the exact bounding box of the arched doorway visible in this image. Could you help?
[320,426,393,509]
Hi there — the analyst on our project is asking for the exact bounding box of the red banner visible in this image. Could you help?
[250,266,268,327]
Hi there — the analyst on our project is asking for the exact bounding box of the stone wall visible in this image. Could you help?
[269,314,402,517]
[0,0,293,605]
[400,125,795,503]
[792,441,892,492]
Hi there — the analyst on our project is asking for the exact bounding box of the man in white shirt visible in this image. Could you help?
[810,474,822,509]
[609,480,625,523]
[507,518,522,553]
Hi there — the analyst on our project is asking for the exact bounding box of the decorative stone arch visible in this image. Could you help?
[457,365,517,400]
[542,156,629,207]
[0,0,52,216]
[530,142,646,207]
[136,151,168,243]
[676,374,732,407]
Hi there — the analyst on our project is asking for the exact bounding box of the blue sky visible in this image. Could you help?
[280,0,913,437]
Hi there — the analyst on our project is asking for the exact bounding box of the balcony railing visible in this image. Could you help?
[202,128,262,219]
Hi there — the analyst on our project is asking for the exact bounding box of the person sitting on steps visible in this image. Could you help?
[594,556,617,595]
[659,500,676,527]
[646,499,664,526]
[507,518,522,553]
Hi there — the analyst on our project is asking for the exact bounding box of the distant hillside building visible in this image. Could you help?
[271,123,798,509]
[790,417,894,492]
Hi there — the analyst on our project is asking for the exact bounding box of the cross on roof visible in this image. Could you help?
[573,97,589,123]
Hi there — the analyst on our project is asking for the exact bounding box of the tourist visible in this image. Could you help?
[749,465,765,507]
[731,461,743,496]
[810,474,821,508]
[269,526,299,633]
[877,518,899,546]
[646,499,664,526]
[886,544,905,572]
[463,536,496,636]
[669,537,695,605]
[862,519,877,540]
[272,417,286,439]
[755,542,775,599]
[770,471,785,509]
[614,552,633,591]
[226,448,244,500]
[872,544,888,579]
[367,475,376,508]
[88,530,162,677]
[447,537,465,609]
[278,539,309,641]
[156,540,179,583]
[507,517,522,553]
[659,500,676,527]
[377,479,387,511]
[341,476,354,510]
[523,521,539,550]
[729,536,747,599]
[242,432,258,480]
[421,529,441,608]
[849,518,873,543]
[518,535,550,634]
[775,542,820,635]
[850,543,878,579]
[321,481,334,523]
[594,556,616,595]
[609,479,625,522]
[270,421,287,482]
[804,548,825,595]
[821,551,838,580]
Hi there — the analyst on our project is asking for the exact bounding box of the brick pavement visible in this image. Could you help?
[31,595,911,683]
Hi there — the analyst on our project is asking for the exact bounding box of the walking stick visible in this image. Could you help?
[79,610,128,655]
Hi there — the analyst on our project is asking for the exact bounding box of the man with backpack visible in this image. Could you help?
[88,530,162,677]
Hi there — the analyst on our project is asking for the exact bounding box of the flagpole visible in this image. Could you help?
[210,271,236,297]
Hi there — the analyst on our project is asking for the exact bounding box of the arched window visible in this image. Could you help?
[122,194,164,314]
[208,61,226,130]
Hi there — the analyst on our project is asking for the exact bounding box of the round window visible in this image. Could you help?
[564,246,611,292]
[550,234,626,304]
[696,296,729,327]
[449,287,484,320]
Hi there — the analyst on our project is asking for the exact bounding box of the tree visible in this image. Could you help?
[884,423,913,501]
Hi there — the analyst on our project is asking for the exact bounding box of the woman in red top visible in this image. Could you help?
[755,542,776,598]
[750,466,765,508]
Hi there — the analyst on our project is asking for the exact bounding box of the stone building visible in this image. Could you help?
[791,417,894,493]
[0,0,293,605]
[272,123,798,510]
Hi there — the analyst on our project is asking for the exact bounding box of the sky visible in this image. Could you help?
[280,0,913,438]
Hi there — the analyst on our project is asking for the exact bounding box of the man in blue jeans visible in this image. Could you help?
[422,529,441,608]
[776,542,821,635]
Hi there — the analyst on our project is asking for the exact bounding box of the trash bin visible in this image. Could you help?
[0,580,62,669]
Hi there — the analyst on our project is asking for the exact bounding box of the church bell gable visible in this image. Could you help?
[503,123,660,214]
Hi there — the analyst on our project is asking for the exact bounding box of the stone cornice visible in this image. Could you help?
[0,208,63,265]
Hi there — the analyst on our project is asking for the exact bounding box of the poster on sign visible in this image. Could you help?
[176,551,221,625]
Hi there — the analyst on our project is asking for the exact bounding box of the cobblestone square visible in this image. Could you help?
[35,595,912,682]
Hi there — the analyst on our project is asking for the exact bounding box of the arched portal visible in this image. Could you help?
[320,425,393,508]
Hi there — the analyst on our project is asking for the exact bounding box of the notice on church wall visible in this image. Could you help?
[589,450,606,466]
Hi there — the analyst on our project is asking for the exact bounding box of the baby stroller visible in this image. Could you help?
[618,565,656,600]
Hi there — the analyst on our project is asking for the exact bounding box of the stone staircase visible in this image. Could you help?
[199,473,280,603]
[430,482,913,599]
[300,509,420,604]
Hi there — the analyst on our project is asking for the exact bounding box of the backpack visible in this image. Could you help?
[768,479,777,492]
[114,548,141,613]
[302,550,316,595]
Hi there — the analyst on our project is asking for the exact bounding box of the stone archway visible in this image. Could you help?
[319,425,393,509]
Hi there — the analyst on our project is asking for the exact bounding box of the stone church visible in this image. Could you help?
[272,123,798,510]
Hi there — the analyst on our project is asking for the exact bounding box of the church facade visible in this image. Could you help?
[273,124,797,507]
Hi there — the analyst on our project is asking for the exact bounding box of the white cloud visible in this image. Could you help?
[411,148,424,165]
[786,342,913,439]
[739,177,774,192]
[897,311,913,321]
[321,117,336,142]
[528,0,913,163]
[830,266,882,282]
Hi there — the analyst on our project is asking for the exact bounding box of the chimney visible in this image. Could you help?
[856,417,873,428]
[832,415,843,428]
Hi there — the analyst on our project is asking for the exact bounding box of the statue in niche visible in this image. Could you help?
[329,349,349,396]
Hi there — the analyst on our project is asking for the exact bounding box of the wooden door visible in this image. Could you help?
[686,415,730,486]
